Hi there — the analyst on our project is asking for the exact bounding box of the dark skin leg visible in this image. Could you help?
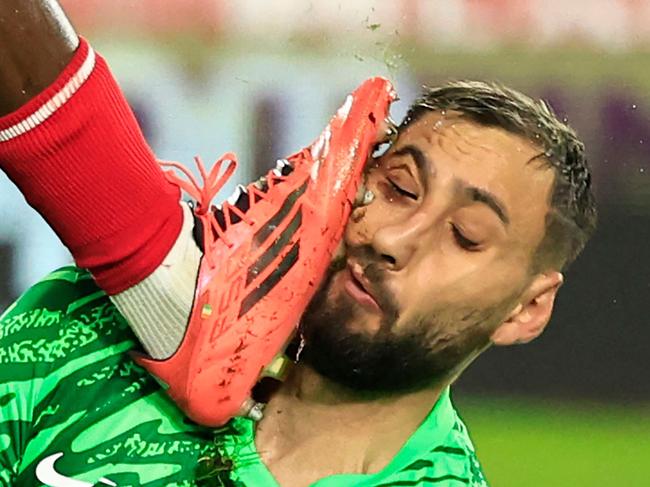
[0,0,78,115]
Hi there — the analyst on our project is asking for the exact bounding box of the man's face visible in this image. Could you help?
[299,111,556,392]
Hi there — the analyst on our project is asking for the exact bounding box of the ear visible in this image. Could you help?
[491,272,564,346]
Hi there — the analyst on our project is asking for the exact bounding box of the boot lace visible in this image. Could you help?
[160,153,296,266]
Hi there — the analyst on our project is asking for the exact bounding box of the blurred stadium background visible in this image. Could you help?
[1,0,649,485]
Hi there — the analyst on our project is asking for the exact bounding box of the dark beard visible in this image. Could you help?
[294,258,498,394]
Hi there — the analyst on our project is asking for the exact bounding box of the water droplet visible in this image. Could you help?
[362,190,375,205]
[640,168,645,173]
[640,140,645,145]
[632,104,638,110]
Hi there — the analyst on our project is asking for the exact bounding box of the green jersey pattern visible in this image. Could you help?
[0,267,488,486]
[0,267,220,487]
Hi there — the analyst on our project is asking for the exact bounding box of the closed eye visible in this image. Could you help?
[451,224,480,251]
[388,178,418,200]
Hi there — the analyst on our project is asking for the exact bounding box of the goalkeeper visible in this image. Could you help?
[0,1,596,486]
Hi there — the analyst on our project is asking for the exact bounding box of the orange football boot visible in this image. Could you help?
[134,77,397,426]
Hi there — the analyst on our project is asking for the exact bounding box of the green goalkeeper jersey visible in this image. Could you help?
[0,267,488,487]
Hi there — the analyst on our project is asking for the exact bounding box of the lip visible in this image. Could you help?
[343,263,382,313]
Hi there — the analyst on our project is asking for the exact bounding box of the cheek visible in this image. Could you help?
[401,253,521,313]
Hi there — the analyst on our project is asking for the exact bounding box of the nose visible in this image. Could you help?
[370,211,430,270]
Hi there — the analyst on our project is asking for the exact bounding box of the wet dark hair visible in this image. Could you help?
[401,80,597,272]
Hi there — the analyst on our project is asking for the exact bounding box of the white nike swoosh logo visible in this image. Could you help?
[36,453,117,487]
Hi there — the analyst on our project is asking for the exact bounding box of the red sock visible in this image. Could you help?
[0,38,183,295]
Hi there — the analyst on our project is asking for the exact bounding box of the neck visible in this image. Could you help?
[255,362,448,473]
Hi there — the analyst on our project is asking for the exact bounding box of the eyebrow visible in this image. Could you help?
[464,186,510,226]
[393,144,510,227]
